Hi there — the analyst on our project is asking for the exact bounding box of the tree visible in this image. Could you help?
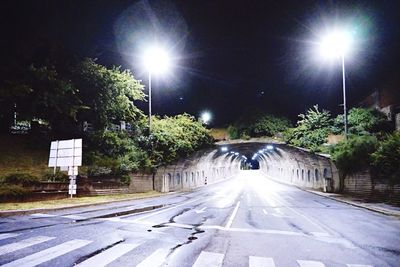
[285,105,332,151]
[150,114,213,166]
[332,108,389,136]
[72,58,145,130]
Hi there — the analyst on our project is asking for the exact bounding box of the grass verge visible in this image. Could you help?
[0,191,164,211]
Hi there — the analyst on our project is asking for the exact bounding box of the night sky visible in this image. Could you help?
[1,0,399,125]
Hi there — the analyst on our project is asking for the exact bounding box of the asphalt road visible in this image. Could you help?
[0,170,399,267]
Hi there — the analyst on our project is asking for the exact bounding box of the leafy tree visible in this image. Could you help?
[371,132,400,185]
[227,113,291,139]
[332,108,389,136]
[72,58,145,130]
[249,114,292,137]
[285,105,332,151]
[0,64,82,136]
[150,114,213,166]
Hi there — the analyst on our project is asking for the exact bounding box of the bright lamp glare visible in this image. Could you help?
[318,29,353,59]
[200,111,212,124]
[143,46,171,74]
[221,146,228,152]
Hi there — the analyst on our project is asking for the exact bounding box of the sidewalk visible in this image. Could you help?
[306,189,400,217]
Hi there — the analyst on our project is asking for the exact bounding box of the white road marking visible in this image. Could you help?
[1,239,92,267]
[0,233,20,241]
[194,207,207,214]
[192,251,224,267]
[135,248,170,267]
[262,209,268,215]
[347,264,373,267]
[62,215,86,220]
[76,243,139,267]
[249,256,276,267]
[297,260,325,267]
[310,232,330,237]
[199,225,304,236]
[30,213,57,218]
[0,236,55,256]
[225,201,240,228]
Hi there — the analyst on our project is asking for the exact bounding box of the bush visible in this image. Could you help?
[0,184,28,198]
[1,173,41,186]
[371,132,400,185]
[43,171,69,182]
[332,108,389,135]
[331,135,378,177]
[285,105,332,152]
[249,114,292,137]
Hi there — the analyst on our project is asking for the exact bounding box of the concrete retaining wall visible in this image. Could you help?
[258,145,340,192]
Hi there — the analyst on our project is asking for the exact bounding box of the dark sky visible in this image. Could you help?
[1,0,399,125]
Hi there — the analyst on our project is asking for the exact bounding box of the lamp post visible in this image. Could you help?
[318,29,353,137]
[143,46,171,131]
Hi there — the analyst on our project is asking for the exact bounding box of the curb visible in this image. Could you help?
[0,192,176,217]
[304,189,400,218]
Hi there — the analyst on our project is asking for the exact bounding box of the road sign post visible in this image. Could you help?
[48,139,82,199]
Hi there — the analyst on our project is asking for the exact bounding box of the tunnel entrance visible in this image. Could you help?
[241,159,260,170]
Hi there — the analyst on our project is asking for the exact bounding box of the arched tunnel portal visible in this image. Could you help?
[135,141,340,194]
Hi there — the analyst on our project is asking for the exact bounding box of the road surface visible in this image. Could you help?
[0,170,399,266]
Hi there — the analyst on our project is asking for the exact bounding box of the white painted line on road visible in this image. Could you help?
[0,233,20,241]
[133,197,203,222]
[62,215,86,220]
[346,264,373,267]
[2,239,92,267]
[225,201,240,228]
[192,251,224,267]
[310,232,330,237]
[0,236,55,256]
[165,222,193,229]
[297,260,325,267]
[76,243,140,267]
[249,256,276,267]
[30,213,57,218]
[262,209,268,215]
[199,225,304,236]
[135,248,170,267]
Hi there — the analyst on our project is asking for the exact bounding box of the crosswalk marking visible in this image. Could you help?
[76,243,140,267]
[347,265,373,267]
[297,260,326,267]
[135,248,170,267]
[1,239,92,267]
[249,256,275,267]
[0,236,55,256]
[192,251,225,267]
[0,233,20,241]
[30,213,57,218]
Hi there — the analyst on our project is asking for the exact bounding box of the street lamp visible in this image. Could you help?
[200,111,212,125]
[318,29,353,137]
[143,45,171,131]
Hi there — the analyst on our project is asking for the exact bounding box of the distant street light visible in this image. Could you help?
[318,28,353,137]
[200,111,212,125]
[143,45,171,131]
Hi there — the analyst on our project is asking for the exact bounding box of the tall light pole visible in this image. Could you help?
[318,29,353,137]
[143,45,171,131]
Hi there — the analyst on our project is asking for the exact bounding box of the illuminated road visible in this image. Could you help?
[0,170,399,266]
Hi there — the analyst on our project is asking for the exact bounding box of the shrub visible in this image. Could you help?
[249,114,292,137]
[43,171,69,182]
[0,184,28,198]
[371,132,400,185]
[285,105,332,151]
[2,173,41,186]
[331,135,378,177]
